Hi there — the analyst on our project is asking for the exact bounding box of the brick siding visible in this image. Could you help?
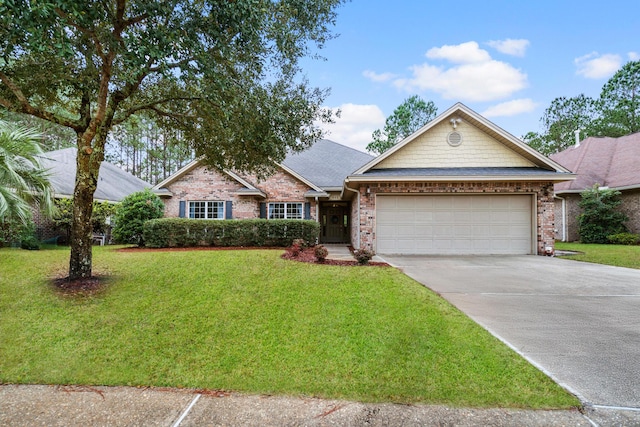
[354,181,556,255]
[163,165,317,220]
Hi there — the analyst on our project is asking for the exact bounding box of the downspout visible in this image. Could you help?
[555,195,567,242]
[344,185,360,249]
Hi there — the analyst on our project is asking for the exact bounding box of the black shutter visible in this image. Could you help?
[225,201,233,219]
[179,201,186,218]
[304,202,311,220]
[260,202,267,219]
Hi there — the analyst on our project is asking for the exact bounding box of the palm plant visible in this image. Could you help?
[0,120,55,224]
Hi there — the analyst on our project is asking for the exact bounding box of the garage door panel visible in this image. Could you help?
[376,195,532,255]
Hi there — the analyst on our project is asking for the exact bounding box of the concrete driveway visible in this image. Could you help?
[380,255,640,410]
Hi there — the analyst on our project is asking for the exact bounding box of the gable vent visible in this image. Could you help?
[447,131,463,147]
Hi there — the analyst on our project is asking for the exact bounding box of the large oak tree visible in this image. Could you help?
[0,0,343,279]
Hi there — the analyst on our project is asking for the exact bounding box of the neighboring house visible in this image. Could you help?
[34,147,150,240]
[154,103,574,255]
[550,132,640,242]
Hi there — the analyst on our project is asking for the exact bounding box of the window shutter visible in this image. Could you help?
[225,201,233,219]
[304,202,311,220]
[260,202,267,219]
[179,201,186,218]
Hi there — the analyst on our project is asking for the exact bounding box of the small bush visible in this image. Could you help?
[288,242,302,257]
[112,189,164,246]
[353,249,374,265]
[607,233,640,245]
[314,245,328,262]
[578,185,628,244]
[20,235,40,250]
[143,218,320,248]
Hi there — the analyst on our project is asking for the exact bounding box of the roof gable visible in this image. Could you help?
[354,103,569,175]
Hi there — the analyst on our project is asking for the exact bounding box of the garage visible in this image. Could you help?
[376,194,533,255]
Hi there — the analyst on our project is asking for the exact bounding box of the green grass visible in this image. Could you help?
[556,242,640,269]
[0,246,579,409]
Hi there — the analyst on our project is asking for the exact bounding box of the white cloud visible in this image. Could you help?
[482,99,538,118]
[486,39,530,57]
[628,52,640,61]
[426,41,491,64]
[318,103,385,153]
[393,42,528,102]
[362,70,396,83]
[575,52,622,79]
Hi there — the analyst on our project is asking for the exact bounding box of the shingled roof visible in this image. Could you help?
[282,139,373,190]
[40,148,151,202]
[550,132,640,193]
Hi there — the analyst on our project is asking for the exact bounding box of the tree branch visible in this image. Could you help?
[0,71,82,130]
[113,97,204,125]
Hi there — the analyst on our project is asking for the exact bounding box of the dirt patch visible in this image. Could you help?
[51,275,111,297]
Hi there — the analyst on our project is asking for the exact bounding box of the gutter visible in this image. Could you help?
[345,174,576,183]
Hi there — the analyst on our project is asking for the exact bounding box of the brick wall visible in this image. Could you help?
[353,181,556,255]
[163,165,317,220]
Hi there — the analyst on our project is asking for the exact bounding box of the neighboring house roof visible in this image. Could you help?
[550,132,640,193]
[349,103,573,183]
[282,139,373,190]
[40,147,151,202]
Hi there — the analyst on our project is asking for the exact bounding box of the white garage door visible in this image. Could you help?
[376,195,533,255]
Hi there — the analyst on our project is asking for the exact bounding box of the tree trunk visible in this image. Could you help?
[68,133,103,280]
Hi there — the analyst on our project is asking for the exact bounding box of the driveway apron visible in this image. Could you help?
[380,255,640,409]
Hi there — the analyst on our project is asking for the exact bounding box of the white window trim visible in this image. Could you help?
[268,202,303,220]
[188,200,225,220]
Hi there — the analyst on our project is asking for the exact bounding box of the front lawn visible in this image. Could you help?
[0,246,578,408]
[556,242,640,269]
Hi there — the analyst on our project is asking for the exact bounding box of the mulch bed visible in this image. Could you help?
[51,275,111,297]
[117,245,389,266]
[281,247,389,267]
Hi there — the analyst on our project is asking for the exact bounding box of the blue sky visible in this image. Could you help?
[302,0,639,152]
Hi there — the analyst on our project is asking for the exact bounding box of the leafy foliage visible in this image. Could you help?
[314,244,328,262]
[598,60,640,136]
[0,0,344,278]
[53,198,118,240]
[607,233,640,246]
[353,248,374,265]
[112,189,164,246]
[526,61,640,155]
[578,185,628,244]
[367,96,437,155]
[0,120,55,224]
[0,217,33,247]
[143,218,320,248]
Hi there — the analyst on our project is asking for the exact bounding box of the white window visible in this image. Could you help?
[268,202,303,219]
[189,201,224,219]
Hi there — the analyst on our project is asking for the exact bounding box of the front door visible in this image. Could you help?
[321,203,349,243]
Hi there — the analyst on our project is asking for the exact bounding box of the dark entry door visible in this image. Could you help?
[322,204,349,243]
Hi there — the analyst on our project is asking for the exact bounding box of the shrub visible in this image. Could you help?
[0,217,28,247]
[607,232,640,245]
[314,245,328,262]
[353,249,374,265]
[288,241,302,257]
[143,218,320,248]
[19,221,39,250]
[112,189,164,246]
[53,198,118,242]
[578,184,628,244]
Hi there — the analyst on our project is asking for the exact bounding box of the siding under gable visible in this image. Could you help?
[374,120,535,169]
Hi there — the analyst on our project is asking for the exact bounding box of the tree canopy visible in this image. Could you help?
[0,0,344,279]
[366,95,437,155]
[526,60,640,155]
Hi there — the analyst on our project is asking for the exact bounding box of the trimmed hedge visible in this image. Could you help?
[143,218,320,248]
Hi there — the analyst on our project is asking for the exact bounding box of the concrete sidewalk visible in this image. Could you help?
[0,384,599,427]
